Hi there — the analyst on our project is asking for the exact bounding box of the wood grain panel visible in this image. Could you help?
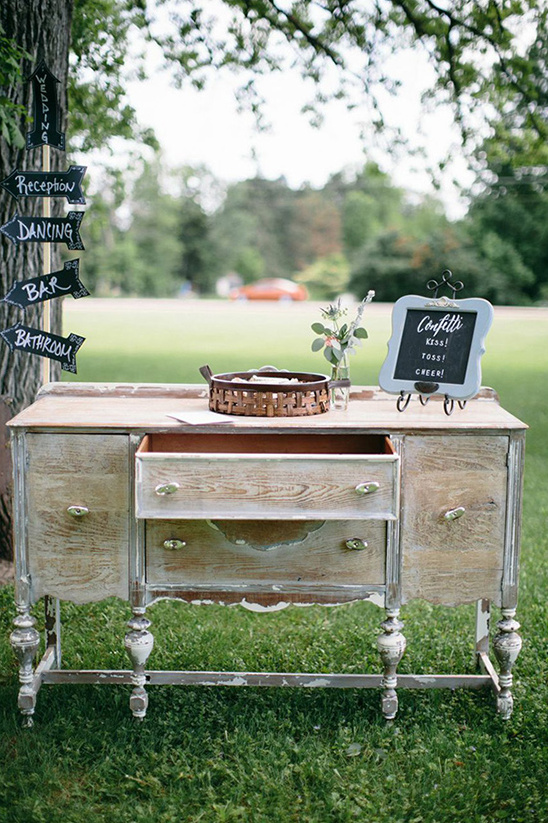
[146,519,386,588]
[136,443,398,521]
[26,433,129,603]
[401,435,508,606]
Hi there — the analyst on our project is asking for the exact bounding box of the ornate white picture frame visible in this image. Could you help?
[379,294,494,401]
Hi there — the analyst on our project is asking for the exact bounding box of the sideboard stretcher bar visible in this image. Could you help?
[7,383,527,724]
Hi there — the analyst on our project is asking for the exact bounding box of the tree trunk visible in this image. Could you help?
[0,0,74,559]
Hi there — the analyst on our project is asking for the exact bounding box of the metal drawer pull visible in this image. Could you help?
[67,505,89,518]
[163,539,186,551]
[444,506,466,522]
[355,481,380,496]
[346,538,368,551]
[155,482,180,496]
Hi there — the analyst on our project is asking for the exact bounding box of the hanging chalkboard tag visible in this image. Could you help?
[0,212,84,250]
[2,260,89,308]
[0,322,84,373]
[26,60,65,151]
[1,166,86,204]
[379,291,493,404]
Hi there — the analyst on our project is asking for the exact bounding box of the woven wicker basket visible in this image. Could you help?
[200,366,331,417]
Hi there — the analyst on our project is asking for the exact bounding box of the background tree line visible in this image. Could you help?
[81,156,547,306]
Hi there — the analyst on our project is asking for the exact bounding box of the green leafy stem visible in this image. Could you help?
[311,291,374,369]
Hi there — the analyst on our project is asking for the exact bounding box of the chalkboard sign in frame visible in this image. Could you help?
[379,294,494,402]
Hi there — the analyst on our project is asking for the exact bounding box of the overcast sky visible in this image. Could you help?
[123,36,475,219]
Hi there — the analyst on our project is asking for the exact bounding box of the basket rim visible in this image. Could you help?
[210,370,330,393]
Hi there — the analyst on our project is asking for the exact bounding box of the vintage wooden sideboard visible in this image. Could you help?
[7,382,526,725]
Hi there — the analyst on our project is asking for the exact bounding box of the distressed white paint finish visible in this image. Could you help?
[26,433,129,602]
[6,383,527,723]
[493,608,522,719]
[42,669,495,689]
[10,608,40,726]
[476,598,491,657]
[377,608,406,720]
[136,437,398,521]
[146,519,386,589]
[400,435,508,606]
[124,612,154,720]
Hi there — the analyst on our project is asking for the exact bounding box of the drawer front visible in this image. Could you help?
[136,453,398,521]
[401,435,508,606]
[26,433,129,603]
[146,519,386,594]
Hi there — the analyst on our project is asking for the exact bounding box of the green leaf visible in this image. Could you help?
[323,348,337,365]
[354,327,368,339]
[311,337,325,352]
[311,322,327,334]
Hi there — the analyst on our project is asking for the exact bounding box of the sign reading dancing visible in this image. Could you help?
[1,212,85,250]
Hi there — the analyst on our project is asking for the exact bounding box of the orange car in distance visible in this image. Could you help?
[229,278,308,301]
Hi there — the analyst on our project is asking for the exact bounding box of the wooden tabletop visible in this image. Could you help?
[6,383,527,433]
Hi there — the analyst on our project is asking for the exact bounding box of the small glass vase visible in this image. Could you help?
[330,352,351,411]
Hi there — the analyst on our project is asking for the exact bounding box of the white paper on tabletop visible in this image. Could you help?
[166,410,234,425]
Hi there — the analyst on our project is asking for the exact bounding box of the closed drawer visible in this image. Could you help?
[146,519,386,595]
[135,433,399,521]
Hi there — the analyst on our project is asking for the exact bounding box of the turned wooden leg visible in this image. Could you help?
[377,608,406,720]
[124,610,154,720]
[10,607,40,727]
[493,608,522,720]
[44,596,62,668]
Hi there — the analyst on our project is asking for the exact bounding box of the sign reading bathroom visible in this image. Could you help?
[0,323,84,373]
[2,260,89,308]
[379,295,493,401]
[1,166,86,204]
[0,212,84,250]
[26,61,65,151]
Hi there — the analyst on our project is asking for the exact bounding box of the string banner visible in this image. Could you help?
[26,60,65,150]
[1,212,85,250]
[1,166,86,204]
[0,323,85,373]
[2,260,89,308]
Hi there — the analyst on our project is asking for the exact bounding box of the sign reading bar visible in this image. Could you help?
[2,260,89,308]
[0,212,84,250]
[26,60,65,151]
[379,295,493,401]
[1,166,86,204]
[0,323,84,373]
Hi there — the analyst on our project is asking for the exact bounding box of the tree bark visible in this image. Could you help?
[0,0,74,559]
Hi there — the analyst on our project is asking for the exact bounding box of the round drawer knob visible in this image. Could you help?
[444,506,466,521]
[163,539,186,551]
[346,538,368,551]
[155,482,180,496]
[67,505,89,518]
[355,481,380,496]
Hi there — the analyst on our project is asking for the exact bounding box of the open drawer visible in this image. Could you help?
[135,432,399,520]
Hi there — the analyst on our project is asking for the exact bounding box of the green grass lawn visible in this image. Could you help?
[0,299,547,823]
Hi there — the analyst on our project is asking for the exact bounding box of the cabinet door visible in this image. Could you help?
[26,433,129,603]
[401,435,508,606]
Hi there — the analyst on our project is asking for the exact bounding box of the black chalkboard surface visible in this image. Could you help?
[393,309,477,385]
[379,295,493,401]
